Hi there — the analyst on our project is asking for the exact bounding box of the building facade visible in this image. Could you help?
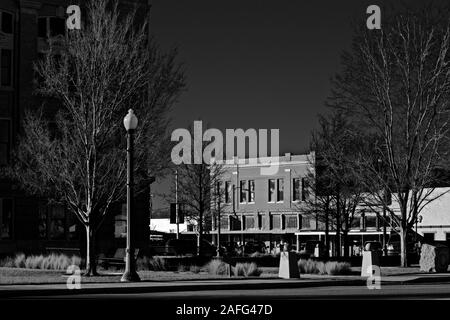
[211,153,400,256]
[211,153,314,252]
[0,0,150,256]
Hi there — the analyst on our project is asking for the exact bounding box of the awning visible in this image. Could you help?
[295,230,390,236]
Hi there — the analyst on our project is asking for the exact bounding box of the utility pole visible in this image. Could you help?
[175,169,180,239]
[216,182,221,257]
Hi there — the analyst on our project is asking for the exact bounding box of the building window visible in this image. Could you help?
[1,49,12,87]
[285,215,298,229]
[445,233,450,246]
[360,213,366,230]
[268,179,276,202]
[38,202,48,239]
[423,233,435,243]
[38,17,47,38]
[49,17,65,37]
[48,205,66,240]
[268,179,284,202]
[0,198,12,239]
[220,216,229,230]
[225,181,232,204]
[351,216,360,229]
[239,180,255,203]
[277,179,284,202]
[1,11,13,34]
[240,180,247,203]
[270,214,281,229]
[301,178,309,201]
[67,211,78,240]
[0,119,10,165]
[38,17,66,38]
[365,215,377,229]
[248,180,255,202]
[293,178,301,201]
[301,215,317,230]
[244,215,255,230]
[230,215,241,231]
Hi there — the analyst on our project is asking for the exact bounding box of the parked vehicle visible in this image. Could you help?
[242,241,267,255]
[164,239,217,256]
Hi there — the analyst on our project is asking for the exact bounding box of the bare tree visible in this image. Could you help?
[170,161,225,256]
[7,0,185,275]
[300,112,365,258]
[330,7,450,266]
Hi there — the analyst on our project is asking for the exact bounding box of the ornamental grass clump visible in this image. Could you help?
[233,262,262,277]
[0,253,80,270]
[205,259,229,275]
[297,259,352,275]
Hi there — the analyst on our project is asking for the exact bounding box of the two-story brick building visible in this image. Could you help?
[211,152,399,257]
[211,153,315,252]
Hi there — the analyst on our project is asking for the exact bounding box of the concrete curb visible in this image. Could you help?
[0,279,366,298]
[3,274,450,298]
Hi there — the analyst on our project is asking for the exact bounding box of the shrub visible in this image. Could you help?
[0,253,81,271]
[177,264,201,273]
[25,255,43,269]
[233,262,262,277]
[205,259,229,275]
[324,261,352,275]
[177,264,189,272]
[14,253,26,268]
[0,256,14,268]
[297,259,352,275]
[315,261,326,275]
[189,265,201,274]
[298,259,318,274]
[136,256,168,271]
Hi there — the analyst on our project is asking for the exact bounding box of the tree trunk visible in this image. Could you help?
[335,194,341,257]
[325,204,330,258]
[84,225,98,276]
[400,227,408,267]
[197,211,204,256]
[342,231,349,258]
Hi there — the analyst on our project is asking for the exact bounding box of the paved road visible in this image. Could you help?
[12,283,450,300]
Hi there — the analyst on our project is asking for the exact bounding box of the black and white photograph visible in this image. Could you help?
[1,0,450,314]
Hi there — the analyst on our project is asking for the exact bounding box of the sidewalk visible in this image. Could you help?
[2,272,450,298]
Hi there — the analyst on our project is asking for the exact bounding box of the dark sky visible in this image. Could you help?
[149,0,391,154]
[147,0,426,209]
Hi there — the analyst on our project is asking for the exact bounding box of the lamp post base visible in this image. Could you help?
[121,270,141,282]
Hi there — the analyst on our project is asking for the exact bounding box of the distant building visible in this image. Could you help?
[211,153,450,257]
[149,207,196,236]
[211,153,314,252]
[402,187,450,244]
[0,0,150,256]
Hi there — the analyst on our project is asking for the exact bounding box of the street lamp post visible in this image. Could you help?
[121,109,141,282]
